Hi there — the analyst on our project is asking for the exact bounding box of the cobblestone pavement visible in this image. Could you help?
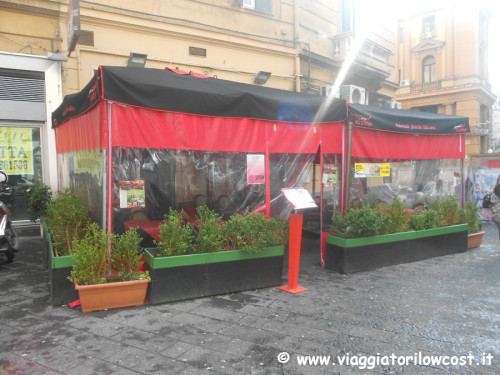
[0,224,499,374]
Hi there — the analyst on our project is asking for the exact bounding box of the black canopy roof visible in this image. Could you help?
[52,66,469,135]
[348,103,469,135]
[52,66,348,127]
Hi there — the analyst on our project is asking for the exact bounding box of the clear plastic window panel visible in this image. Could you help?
[466,157,500,221]
[112,148,316,237]
[348,158,463,209]
[57,150,106,227]
[113,148,271,233]
[321,154,342,230]
[269,153,314,220]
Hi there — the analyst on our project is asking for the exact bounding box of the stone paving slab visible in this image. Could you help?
[0,224,499,374]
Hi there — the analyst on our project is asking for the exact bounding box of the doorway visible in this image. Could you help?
[0,125,43,221]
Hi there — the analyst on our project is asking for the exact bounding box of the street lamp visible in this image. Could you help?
[253,71,272,84]
[127,52,148,68]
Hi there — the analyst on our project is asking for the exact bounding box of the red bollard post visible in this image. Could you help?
[278,213,307,294]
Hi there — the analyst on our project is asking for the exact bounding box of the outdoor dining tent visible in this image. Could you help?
[52,66,469,256]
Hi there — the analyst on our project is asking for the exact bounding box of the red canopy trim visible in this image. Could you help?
[164,67,214,78]
[55,102,106,154]
[109,102,337,154]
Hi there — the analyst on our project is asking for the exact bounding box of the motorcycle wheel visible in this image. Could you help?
[6,224,19,252]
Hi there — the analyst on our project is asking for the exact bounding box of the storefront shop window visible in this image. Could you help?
[0,126,42,221]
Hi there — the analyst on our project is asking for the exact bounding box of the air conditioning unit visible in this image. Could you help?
[321,85,340,98]
[400,80,411,87]
[391,100,402,109]
[422,32,433,39]
[340,85,366,104]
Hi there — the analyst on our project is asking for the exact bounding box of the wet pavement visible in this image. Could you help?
[0,224,499,374]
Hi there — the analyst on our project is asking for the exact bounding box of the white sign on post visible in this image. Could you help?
[281,188,317,210]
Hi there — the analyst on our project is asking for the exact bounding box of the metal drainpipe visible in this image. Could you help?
[294,0,301,92]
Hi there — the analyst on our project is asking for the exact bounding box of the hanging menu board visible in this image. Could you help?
[354,163,390,178]
[281,188,317,210]
[247,154,265,184]
[119,180,145,208]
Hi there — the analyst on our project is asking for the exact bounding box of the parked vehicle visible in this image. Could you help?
[0,171,19,263]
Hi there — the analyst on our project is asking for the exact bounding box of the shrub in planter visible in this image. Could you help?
[24,184,52,222]
[194,206,225,253]
[272,218,289,246]
[26,183,53,268]
[462,200,484,249]
[111,228,146,281]
[69,223,109,285]
[155,209,194,257]
[155,208,287,256]
[326,200,468,273]
[438,195,462,226]
[69,223,150,313]
[69,223,149,285]
[384,199,411,234]
[44,189,92,304]
[409,208,441,231]
[223,213,284,254]
[145,208,287,304]
[45,189,92,256]
[462,200,480,234]
[331,205,385,239]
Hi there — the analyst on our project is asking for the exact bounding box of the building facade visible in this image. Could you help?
[393,2,496,155]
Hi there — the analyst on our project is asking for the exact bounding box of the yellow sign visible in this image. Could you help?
[0,128,33,174]
[354,163,390,178]
[74,151,103,176]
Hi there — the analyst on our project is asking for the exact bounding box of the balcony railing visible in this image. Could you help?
[332,32,392,77]
[410,81,442,93]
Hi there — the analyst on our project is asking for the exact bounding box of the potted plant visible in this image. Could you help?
[43,189,93,305]
[69,223,150,313]
[24,183,52,224]
[325,198,468,274]
[24,184,52,267]
[144,207,287,304]
[462,200,484,249]
[45,189,92,257]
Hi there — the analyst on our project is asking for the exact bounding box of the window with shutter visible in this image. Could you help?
[0,75,45,103]
[0,72,46,121]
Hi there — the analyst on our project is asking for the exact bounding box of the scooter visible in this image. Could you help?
[0,171,19,263]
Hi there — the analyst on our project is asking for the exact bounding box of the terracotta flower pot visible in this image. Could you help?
[74,278,150,313]
[468,231,485,249]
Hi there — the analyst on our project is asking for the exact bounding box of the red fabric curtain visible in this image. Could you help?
[320,123,344,154]
[55,102,106,153]
[109,103,330,154]
[351,127,465,160]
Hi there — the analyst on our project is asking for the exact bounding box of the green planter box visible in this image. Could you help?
[144,246,285,304]
[325,224,468,274]
[43,222,78,305]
